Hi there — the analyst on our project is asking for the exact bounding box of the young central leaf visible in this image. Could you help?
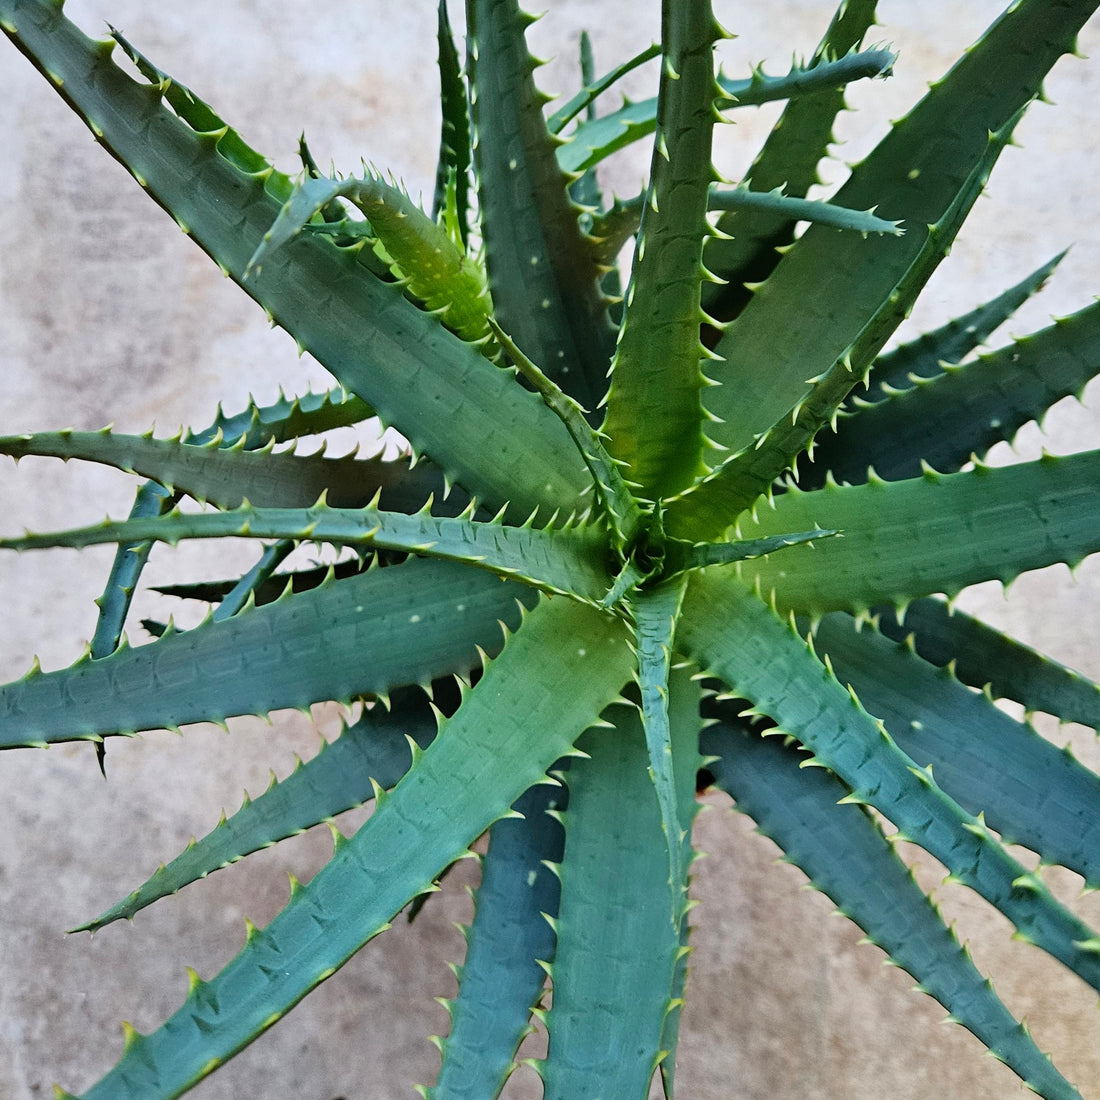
[601,0,723,501]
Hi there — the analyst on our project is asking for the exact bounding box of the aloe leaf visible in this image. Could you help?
[737,450,1100,616]
[153,556,371,607]
[466,0,615,413]
[663,527,837,576]
[429,777,566,1099]
[801,297,1100,487]
[628,575,691,928]
[490,319,644,551]
[539,705,689,1098]
[584,193,647,268]
[601,0,722,501]
[207,541,296,622]
[0,428,454,512]
[700,0,882,319]
[813,612,1100,886]
[546,41,661,135]
[0,0,587,518]
[432,0,471,243]
[84,384,375,743]
[88,481,172,654]
[65,598,632,1100]
[666,105,1023,539]
[727,48,898,110]
[297,134,342,209]
[0,557,532,749]
[247,174,494,347]
[557,46,894,175]
[110,26,388,285]
[109,25,391,287]
[86,480,176,774]
[103,27,286,188]
[707,185,902,236]
[77,686,441,933]
[701,712,1083,1100]
[698,0,1099,461]
[86,384,375,642]
[655,667,703,1100]
[873,598,1100,730]
[589,182,901,266]
[564,30,606,219]
[678,571,1100,994]
[864,250,1067,401]
[229,388,372,441]
[0,500,612,604]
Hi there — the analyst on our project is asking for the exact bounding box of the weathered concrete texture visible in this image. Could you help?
[2,1,1100,1097]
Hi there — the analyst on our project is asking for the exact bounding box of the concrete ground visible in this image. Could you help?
[2,1,1100,1097]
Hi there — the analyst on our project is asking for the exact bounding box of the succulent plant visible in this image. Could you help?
[3,0,1100,1096]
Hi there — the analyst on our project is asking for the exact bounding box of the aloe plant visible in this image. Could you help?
[3,0,1100,1096]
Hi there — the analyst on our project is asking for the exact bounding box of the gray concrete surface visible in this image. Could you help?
[2,2,1100,1097]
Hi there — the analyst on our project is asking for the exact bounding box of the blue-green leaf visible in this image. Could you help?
[677,571,1100,994]
[466,0,614,411]
[429,777,566,1099]
[76,686,441,933]
[601,0,722,500]
[0,558,532,748]
[702,710,1083,1100]
[873,598,1100,730]
[539,706,687,1099]
[813,612,1100,886]
[67,597,632,1099]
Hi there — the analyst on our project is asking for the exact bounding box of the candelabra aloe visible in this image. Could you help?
[3,0,1100,1096]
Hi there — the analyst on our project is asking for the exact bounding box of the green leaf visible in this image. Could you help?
[77,685,442,933]
[104,26,290,191]
[698,0,1099,460]
[814,612,1100,886]
[87,480,172,658]
[588,182,902,272]
[0,428,451,512]
[188,387,374,451]
[466,0,615,412]
[489,318,644,552]
[429,777,566,1099]
[700,0,883,320]
[0,558,532,748]
[678,570,1100,994]
[863,250,1067,401]
[702,711,1083,1100]
[873,598,1100,730]
[662,527,837,576]
[0,0,587,518]
[246,173,494,347]
[665,108,1026,539]
[86,384,376,630]
[152,556,372,608]
[546,41,661,135]
[209,541,297,622]
[432,0,472,243]
[737,450,1100,615]
[557,46,894,174]
[707,185,902,236]
[83,384,374,764]
[0,500,612,604]
[539,706,687,1099]
[628,575,692,927]
[655,667,703,1100]
[601,0,722,500]
[801,297,1100,487]
[564,30,607,219]
[69,597,633,1099]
